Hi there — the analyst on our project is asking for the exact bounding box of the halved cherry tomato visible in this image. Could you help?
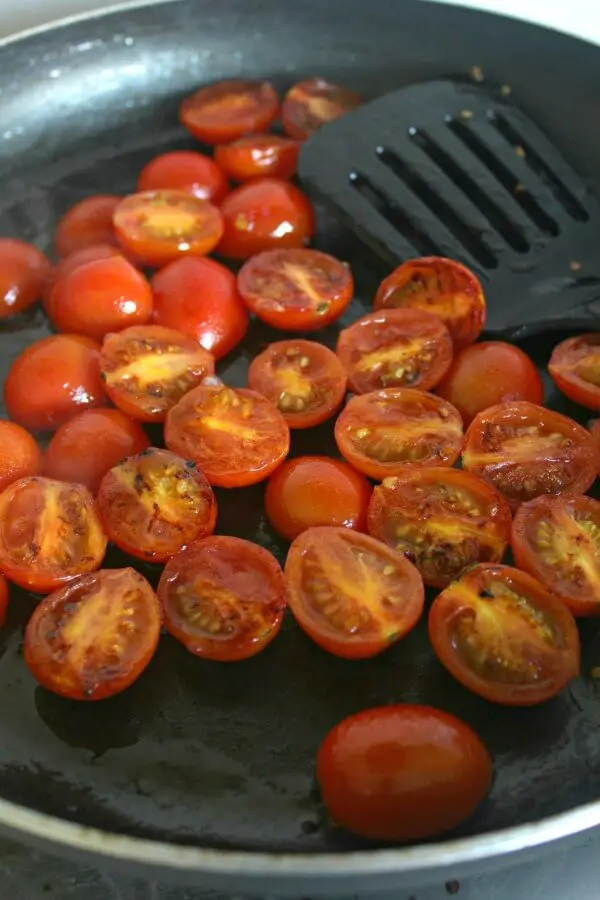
[100,325,214,423]
[50,256,153,340]
[428,563,580,705]
[137,151,230,204]
[44,243,124,311]
[54,195,120,257]
[0,239,50,319]
[335,388,464,481]
[43,408,149,494]
[165,385,290,488]
[97,448,217,563]
[285,526,424,659]
[0,574,8,627]
[214,135,300,182]
[180,79,280,144]
[24,568,161,701]
[113,190,224,267]
[158,536,285,661]
[367,468,512,588]
[548,333,600,411]
[151,257,249,360]
[0,421,43,493]
[247,339,347,428]
[5,334,107,432]
[437,341,544,426]
[462,401,597,508]
[336,308,453,394]
[512,494,600,617]
[374,257,486,349]
[282,77,362,140]
[238,248,352,330]
[265,456,372,540]
[218,178,315,259]
[317,704,492,841]
[0,477,107,593]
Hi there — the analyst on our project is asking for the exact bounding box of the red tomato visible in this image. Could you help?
[237,248,352,330]
[158,536,285,661]
[0,239,50,319]
[247,339,347,429]
[5,334,107,432]
[285,526,424,658]
[0,421,43,493]
[0,477,107,593]
[137,151,229,204]
[368,468,512,588]
[437,341,544,426]
[180,79,280,144]
[44,243,124,311]
[214,135,300,182]
[24,568,161,701]
[54,195,120,257]
[165,385,290,488]
[50,256,153,340]
[100,325,215,423]
[335,388,464,481]
[462,401,597,508]
[43,408,149,494]
[317,704,492,841]
[265,456,372,540]
[151,257,249,359]
[282,77,362,140]
[429,563,580,705]
[218,178,315,259]
[374,257,486,349]
[113,190,223,268]
[548,333,600,411]
[0,574,8,627]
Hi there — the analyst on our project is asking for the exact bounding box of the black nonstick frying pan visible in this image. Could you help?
[2,0,600,895]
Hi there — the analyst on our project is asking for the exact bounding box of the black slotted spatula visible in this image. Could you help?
[298,80,600,338]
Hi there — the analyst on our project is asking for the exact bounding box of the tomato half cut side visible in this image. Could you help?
[158,536,285,661]
[0,239,51,319]
[54,195,121,258]
[0,421,43,493]
[285,526,424,659]
[0,574,8,627]
[214,135,301,182]
[180,79,280,144]
[335,388,464,481]
[549,333,600,411]
[137,151,230,204]
[282,77,362,140]
[247,339,347,429]
[24,568,162,701]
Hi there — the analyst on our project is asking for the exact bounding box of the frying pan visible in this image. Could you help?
[1,0,600,895]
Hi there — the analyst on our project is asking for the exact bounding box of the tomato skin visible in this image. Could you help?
[317,704,492,841]
[0,422,43,493]
[265,456,372,540]
[54,195,120,257]
[0,574,8,627]
[591,419,600,471]
[5,334,107,433]
[44,244,124,311]
[151,256,249,360]
[0,239,50,319]
[214,135,301,182]
[282,77,362,140]
[180,79,280,144]
[137,151,230,204]
[218,179,315,259]
[549,333,600,411]
[24,568,162,701]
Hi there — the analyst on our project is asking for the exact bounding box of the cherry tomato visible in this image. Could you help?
[0,421,43,493]
[5,334,107,432]
[0,239,50,319]
[429,563,580,705]
[137,151,229,204]
[237,248,352,330]
[49,256,153,340]
[54,195,120,257]
[113,190,224,267]
[265,456,372,540]
[548,333,600,411]
[0,574,8,627]
[247,339,347,428]
[0,477,107,593]
[374,257,486,349]
[317,704,492,841]
[218,178,315,259]
[282,77,362,140]
[151,257,249,360]
[24,568,161,701]
[100,325,215,423]
[214,135,300,182]
[158,536,285,661]
[43,408,149,494]
[437,341,544,426]
[462,401,597,508]
[335,388,464,481]
[44,243,123,311]
[180,79,280,144]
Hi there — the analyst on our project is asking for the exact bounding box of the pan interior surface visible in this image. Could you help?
[1,0,600,859]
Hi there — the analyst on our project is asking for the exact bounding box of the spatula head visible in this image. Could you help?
[298,80,600,338]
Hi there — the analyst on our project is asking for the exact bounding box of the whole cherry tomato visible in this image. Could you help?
[137,150,229,204]
[180,79,280,144]
[0,239,50,319]
[54,195,120,257]
[44,243,124,311]
[0,421,43,493]
[214,135,300,182]
[282,77,362,139]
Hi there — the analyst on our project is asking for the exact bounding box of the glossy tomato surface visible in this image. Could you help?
[54,195,120,257]
[548,333,600,411]
[0,239,50,319]
[0,421,42,493]
[282,77,362,139]
[180,79,280,144]
[214,135,300,182]
[44,243,124,309]
[137,151,229,204]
